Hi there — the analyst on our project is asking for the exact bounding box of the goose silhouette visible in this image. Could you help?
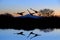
[30,8,41,16]
[17,12,25,16]
[30,8,38,13]
[27,9,35,16]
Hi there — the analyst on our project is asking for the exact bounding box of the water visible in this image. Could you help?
[0,29,60,40]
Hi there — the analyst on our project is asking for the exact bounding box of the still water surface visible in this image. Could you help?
[0,29,60,40]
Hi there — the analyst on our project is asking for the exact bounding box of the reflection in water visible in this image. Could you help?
[25,31,41,40]
[16,32,25,36]
[0,29,60,40]
[27,32,35,39]
[30,34,41,40]
[40,29,54,32]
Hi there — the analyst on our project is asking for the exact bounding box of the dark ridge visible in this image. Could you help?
[0,14,60,30]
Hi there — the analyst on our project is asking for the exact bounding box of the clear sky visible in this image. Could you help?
[0,0,60,14]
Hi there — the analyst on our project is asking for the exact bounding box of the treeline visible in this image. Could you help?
[0,13,60,30]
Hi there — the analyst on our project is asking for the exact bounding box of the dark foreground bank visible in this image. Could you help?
[0,14,60,30]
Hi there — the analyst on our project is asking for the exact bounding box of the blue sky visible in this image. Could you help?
[0,0,60,13]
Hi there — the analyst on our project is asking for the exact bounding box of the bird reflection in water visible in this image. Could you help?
[16,32,25,36]
[15,31,41,40]
[30,34,41,40]
[26,32,41,40]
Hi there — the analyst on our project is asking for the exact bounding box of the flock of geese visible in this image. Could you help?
[16,8,54,17]
[15,31,41,40]
[17,8,42,17]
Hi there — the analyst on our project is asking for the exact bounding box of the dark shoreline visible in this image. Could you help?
[0,14,60,30]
